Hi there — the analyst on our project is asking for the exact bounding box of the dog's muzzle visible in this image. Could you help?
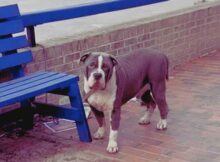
[93,72,102,80]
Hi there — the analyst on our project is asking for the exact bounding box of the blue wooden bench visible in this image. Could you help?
[0,4,91,142]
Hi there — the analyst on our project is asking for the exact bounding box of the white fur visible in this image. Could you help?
[84,67,117,112]
[157,119,167,130]
[98,55,103,71]
[139,107,154,125]
[93,126,105,139]
[107,129,118,153]
[97,55,106,88]
[85,55,106,89]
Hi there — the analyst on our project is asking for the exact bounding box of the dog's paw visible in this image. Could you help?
[93,127,105,140]
[107,141,118,153]
[138,110,154,125]
[156,119,167,130]
[138,115,150,125]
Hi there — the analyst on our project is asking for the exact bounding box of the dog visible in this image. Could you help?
[79,48,169,153]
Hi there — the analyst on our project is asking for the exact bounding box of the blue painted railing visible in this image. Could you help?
[19,0,167,46]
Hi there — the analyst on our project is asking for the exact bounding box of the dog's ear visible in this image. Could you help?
[110,55,118,66]
[79,53,91,64]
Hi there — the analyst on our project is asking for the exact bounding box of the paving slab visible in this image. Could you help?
[0,49,220,162]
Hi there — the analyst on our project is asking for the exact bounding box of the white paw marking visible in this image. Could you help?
[139,113,151,125]
[157,119,167,130]
[93,127,105,139]
[139,108,154,125]
[107,129,118,153]
[107,140,118,153]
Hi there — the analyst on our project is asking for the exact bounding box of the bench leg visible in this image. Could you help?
[21,100,33,130]
[69,84,92,142]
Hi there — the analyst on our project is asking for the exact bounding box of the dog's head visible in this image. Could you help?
[80,52,118,91]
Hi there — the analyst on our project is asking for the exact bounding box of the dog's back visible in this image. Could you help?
[115,49,169,104]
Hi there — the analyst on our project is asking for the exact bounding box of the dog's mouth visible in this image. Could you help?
[89,81,105,91]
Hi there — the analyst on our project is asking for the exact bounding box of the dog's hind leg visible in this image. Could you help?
[138,90,156,125]
[151,80,169,130]
[90,106,106,139]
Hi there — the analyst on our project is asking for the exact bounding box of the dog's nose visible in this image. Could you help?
[93,73,102,80]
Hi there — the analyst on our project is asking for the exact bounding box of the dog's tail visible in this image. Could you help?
[165,56,169,81]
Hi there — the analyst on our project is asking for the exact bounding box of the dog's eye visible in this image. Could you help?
[89,62,96,68]
[102,64,108,70]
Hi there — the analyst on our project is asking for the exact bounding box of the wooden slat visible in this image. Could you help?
[0,71,47,88]
[0,35,28,52]
[0,75,78,107]
[0,20,24,36]
[0,51,33,70]
[35,102,82,122]
[0,72,58,92]
[0,73,68,97]
[21,0,167,27]
[0,4,20,19]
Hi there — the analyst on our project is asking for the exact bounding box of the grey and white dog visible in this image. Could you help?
[80,48,169,153]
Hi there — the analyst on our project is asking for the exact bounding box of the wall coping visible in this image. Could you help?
[31,0,220,50]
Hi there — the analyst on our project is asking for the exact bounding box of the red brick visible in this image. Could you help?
[163,28,174,36]
[55,63,73,73]
[143,24,151,33]
[131,42,144,50]
[136,24,145,35]
[173,15,190,26]
[149,21,161,32]
[174,24,185,32]
[123,26,138,39]
[174,38,185,45]
[138,34,150,42]
[97,44,111,52]
[117,46,131,55]
[124,37,138,46]
[64,52,80,63]
[184,21,196,29]
[32,48,45,62]
[160,18,175,28]
[149,30,163,39]
[179,30,189,37]
[144,39,156,47]
[109,29,124,41]
[111,41,124,50]
[76,39,89,51]
[26,62,45,73]
[72,40,79,52]
[61,42,73,56]
[121,146,162,161]
[46,57,64,69]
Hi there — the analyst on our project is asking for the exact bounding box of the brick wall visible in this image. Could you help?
[23,3,220,104]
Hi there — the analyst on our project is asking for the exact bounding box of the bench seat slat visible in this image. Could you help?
[0,73,69,97]
[0,51,33,70]
[0,5,19,19]
[0,72,58,93]
[0,20,24,36]
[0,71,48,88]
[0,36,28,52]
[0,74,79,107]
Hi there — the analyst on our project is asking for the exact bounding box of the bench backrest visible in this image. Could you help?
[0,4,33,78]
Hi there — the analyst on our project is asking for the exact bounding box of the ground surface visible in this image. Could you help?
[0,50,220,162]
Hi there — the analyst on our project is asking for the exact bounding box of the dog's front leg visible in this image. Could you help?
[90,106,106,139]
[107,107,121,153]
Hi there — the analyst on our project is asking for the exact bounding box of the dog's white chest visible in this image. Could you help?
[88,90,115,112]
